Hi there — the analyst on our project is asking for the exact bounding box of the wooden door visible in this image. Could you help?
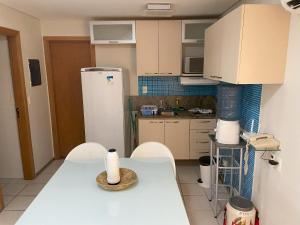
[203,20,222,80]
[164,119,189,159]
[136,20,159,75]
[45,38,95,158]
[0,186,4,210]
[138,119,164,144]
[0,26,35,179]
[158,20,182,75]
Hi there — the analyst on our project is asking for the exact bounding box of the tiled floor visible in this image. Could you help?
[0,160,224,225]
[0,160,64,225]
[176,161,224,225]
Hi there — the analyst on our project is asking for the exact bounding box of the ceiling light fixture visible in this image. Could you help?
[144,3,173,17]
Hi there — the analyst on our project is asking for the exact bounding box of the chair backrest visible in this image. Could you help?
[131,142,176,176]
[65,142,106,162]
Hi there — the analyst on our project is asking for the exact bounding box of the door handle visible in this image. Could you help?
[16,107,20,119]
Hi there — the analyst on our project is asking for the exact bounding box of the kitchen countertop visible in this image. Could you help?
[137,111,216,120]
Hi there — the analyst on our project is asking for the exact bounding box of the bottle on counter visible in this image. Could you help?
[105,149,120,185]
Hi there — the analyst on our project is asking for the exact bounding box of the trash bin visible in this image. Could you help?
[226,196,256,225]
[198,156,215,188]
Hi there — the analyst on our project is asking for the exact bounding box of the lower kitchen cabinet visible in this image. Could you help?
[164,119,190,160]
[189,119,216,159]
[138,119,164,144]
[138,118,216,160]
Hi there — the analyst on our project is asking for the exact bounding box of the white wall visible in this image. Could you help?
[252,15,300,225]
[41,19,138,95]
[0,4,53,173]
[0,35,23,178]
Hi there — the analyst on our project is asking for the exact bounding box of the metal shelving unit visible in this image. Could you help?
[208,134,246,218]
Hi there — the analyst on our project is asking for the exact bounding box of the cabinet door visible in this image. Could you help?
[203,20,222,80]
[136,20,159,75]
[158,20,182,75]
[219,6,243,83]
[138,119,164,144]
[0,187,4,211]
[164,119,189,159]
[182,19,216,43]
[90,21,136,44]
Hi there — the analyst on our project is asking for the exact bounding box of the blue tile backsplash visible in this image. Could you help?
[138,76,217,96]
[240,84,262,200]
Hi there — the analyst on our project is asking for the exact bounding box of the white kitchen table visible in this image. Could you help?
[15,158,190,225]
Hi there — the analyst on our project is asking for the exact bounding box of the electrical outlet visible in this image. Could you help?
[142,85,147,94]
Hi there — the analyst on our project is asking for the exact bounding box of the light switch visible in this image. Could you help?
[142,85,148,94]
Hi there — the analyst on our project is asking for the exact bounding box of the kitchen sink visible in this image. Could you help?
[160,111,177,116]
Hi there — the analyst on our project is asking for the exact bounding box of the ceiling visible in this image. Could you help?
[0,0,240,20]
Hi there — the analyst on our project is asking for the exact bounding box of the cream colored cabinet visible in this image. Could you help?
[204,4,290,84]
[138,119,164,144]
[158,20,182,75]
[136,21,159,75]
[203,20,222,80]
[189,119,216,159]
[136,20,181,76]
[138,118,216,160]
[164,119,189,159]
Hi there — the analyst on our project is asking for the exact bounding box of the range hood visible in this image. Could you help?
[180,75,219,86]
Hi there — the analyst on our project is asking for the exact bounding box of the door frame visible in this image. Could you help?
[43,36,96,159]
[0,26,35,179]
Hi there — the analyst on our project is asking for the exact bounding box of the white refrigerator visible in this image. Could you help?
[81,67,130,157]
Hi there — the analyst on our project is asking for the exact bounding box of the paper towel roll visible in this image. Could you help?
[216,119,240,144]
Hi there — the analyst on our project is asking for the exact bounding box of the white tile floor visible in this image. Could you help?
[0,160,64,225]
[176,161,224,225]
[0,160,224,225]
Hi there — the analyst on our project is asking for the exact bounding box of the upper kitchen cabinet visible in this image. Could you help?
[136,20,182,76]
[204,4,290,84]
[136,20,159,75]
[158,20,182,75]
[90,21,136,44]
[182,19,215,44]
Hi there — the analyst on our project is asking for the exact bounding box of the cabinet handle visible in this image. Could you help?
[109,40,119,44]
[166,121,179,124]
[196,131,210,134]
[160,72,173,75]
[196,141,209,144]
[210,75,222,79]
[198,121,211,123]
[150,121,163,124]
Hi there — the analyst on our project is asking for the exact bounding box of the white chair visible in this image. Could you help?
[65,142,107,162]
[131,142,176,176]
